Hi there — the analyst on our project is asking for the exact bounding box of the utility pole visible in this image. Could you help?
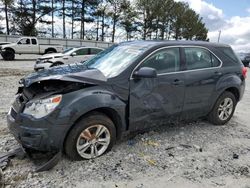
[218,30,221,43]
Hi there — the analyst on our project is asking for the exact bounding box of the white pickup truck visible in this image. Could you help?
[0,37,64,60]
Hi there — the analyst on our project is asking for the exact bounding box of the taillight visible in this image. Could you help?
[242,67,247,78]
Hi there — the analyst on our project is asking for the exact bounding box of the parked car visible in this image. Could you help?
[34,47,104,71]
[238,53,250,67]
[0,37,64,60]
[7,41,247,160]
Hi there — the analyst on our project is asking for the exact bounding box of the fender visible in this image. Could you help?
[208,73,242,111]
[2,47,15,53]
[49,86,127,145]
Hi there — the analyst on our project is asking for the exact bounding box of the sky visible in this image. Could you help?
[178,0,250,52]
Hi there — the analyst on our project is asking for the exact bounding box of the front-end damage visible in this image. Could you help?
[7,65,108,171]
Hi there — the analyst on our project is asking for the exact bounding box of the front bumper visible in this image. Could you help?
[7,108,67,152]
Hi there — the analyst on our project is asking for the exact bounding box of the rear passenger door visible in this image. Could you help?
[181,47,222,119]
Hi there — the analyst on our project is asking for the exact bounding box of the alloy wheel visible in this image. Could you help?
[76,124,111,159]
[218,97,234,121]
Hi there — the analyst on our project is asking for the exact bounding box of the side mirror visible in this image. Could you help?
[133,67,157,79]
[17,41,21,45]
[71,52,77,56]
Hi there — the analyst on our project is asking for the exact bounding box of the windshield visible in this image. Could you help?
[63,48,74,54]
[83,43,150,78]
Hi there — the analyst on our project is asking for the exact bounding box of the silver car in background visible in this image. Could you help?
[34,47,103,71]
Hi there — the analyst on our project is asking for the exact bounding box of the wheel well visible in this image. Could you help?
[4,48,15,53]
[225,87,240,101]
[45,48,56,53]
[63,108,123,149]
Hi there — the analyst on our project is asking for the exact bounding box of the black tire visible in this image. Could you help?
[1,52,6,59]
[2,50,15,60]
[64,112,116,160]
[208,91,237,125]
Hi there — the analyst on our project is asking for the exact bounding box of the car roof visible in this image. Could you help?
[119,40,230,48]
[74,46,103,49]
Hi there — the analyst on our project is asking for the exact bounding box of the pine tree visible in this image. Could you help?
[0,0,14,35]
[12,0,53,36]
[120,0,138,41]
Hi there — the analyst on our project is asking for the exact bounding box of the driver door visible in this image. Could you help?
[17,38,32,53]
[68,48,89,64]
[129,47,185,131]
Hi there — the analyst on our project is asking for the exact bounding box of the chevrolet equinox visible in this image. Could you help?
[7,41,247,160]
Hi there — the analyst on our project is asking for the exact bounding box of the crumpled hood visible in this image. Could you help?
[22,63,107,87]
[38,53,64,59]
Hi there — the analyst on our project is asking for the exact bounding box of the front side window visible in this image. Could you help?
[75,48,89,56]
[184,47,220,70]
[18,38,30,45]
[141,47,180,74]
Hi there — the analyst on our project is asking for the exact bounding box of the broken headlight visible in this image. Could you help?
[23,95,62,118]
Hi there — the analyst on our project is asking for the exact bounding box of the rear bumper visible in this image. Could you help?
[7,108,67,152]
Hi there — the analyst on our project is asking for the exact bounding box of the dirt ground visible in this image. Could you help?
[0,56,250,188]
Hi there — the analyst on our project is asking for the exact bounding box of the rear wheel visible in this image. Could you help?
[64,113,116,160]
[208,91,237,125]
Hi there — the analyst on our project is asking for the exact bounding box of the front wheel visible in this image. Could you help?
[64,113,116,160]
[2,50,15,60]
[208,91,237,125]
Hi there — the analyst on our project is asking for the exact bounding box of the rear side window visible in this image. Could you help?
[31,39,37,45]
[75,48,89,56]
[90,48,102,55]
[184,47,221,70]
[141,47,180,74]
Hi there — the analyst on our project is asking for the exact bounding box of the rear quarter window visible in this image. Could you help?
[216,47,241,64]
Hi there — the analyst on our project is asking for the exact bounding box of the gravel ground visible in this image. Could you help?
[0,58,250,188]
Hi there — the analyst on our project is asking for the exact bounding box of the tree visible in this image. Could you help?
[181,9,208,40]
[12,0,53,36]
[170,2,208,40]
[155,0,175,40]
[0,0,14,35]
[94,1,109,41]
[120,0,138,41]
[107,0,125,42]
[136,0,158,40]
[74,0,99,39]
[0,14,4,34]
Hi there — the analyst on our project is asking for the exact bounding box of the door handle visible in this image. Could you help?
[172,79,184,85]
[214,71,222,76]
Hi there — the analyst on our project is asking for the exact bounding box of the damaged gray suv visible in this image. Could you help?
[7,41,247,160]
